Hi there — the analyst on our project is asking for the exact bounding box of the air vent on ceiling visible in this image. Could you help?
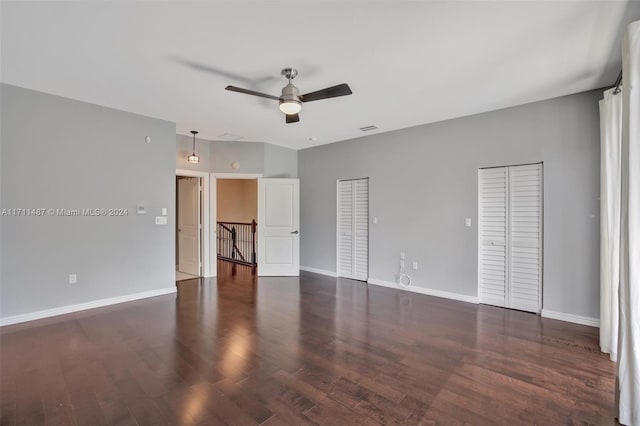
[218,132,243,141]
[359,125,379,132]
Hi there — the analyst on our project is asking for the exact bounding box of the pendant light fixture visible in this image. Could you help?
[187,130,200,164]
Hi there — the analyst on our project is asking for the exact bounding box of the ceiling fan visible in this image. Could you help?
[225,68,352,124]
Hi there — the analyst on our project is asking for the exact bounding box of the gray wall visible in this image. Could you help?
[1,84,176,319]
[299,89,602,319]
[176,136,297,177]
[210,140,265,174]
[264,143,298,178]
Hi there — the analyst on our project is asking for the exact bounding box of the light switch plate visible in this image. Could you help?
[465,218,472,227]
[161,207,167,216]
[155,216,168,225]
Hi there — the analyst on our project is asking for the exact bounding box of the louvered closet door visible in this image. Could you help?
[353,179,369,281]
[479,164,542,313]
[338,181,354,278]
[508,164,542,312]
[479,167,508,307]
[337,178,369,281]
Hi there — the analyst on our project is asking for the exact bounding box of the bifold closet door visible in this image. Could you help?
[478,167,508,307]
[508,164,543,312]
[337,178,369,281]
[479,164,542,313]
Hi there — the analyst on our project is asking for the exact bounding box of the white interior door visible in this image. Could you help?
[178,177,201,276]
[479,167,508,307]
[337,178,369,281]
[508,164,543,312]
[479,164,542,313]
[338,180,354,278]
[257,178,300,276]
[353,179,369,281]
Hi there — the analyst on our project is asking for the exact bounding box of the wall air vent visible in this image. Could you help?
[359,125,379,132]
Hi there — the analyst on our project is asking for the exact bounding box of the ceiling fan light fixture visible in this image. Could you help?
[225,67,352,124]
[188,130,200,164]
[279,100,302,115]
[279,82,302,115]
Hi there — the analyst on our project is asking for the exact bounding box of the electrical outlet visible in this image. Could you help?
[69,274,77,284]
[400,252,405,260]
[412,262,418,270]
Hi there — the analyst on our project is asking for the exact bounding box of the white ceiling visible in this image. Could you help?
[2,1,638,149]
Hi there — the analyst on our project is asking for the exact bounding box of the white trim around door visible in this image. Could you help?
[213,173,264,179]
[176,169,214,278]
[210,173,263,277]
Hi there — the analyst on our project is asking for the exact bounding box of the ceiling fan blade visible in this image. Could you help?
[285,113,300,124]
[225,86,279,101]
[300,83,352,102]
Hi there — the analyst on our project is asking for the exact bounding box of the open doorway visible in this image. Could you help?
[176,175,202,281]
[216,177,258,276]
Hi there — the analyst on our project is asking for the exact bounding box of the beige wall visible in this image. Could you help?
[217,179,257,223]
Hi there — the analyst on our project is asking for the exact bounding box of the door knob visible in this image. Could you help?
[291,230,299,234]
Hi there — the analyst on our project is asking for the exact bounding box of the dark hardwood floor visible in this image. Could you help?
[1,261,616,425]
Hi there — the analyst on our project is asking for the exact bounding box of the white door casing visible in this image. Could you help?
[337,178,369,281]
[178,177,201,276]
[257,178,300,276]
[177,169,213,278]
[210,173,263,278]
[478,163,543,313]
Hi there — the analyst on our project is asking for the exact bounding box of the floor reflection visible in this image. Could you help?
[42,262,609,425]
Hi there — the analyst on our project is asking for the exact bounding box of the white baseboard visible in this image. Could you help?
[300,266,338,277]
[0,286,177,327]
[541,309,600,327]
[367,278,479,304]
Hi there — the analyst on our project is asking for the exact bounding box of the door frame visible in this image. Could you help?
[477,162,543,312]
[176,169,213,277]
[336,177,370,281]
[211,173,263,277]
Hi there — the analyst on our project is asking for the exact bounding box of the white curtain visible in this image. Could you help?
[600,88,622,362]
[618,19,640,426]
